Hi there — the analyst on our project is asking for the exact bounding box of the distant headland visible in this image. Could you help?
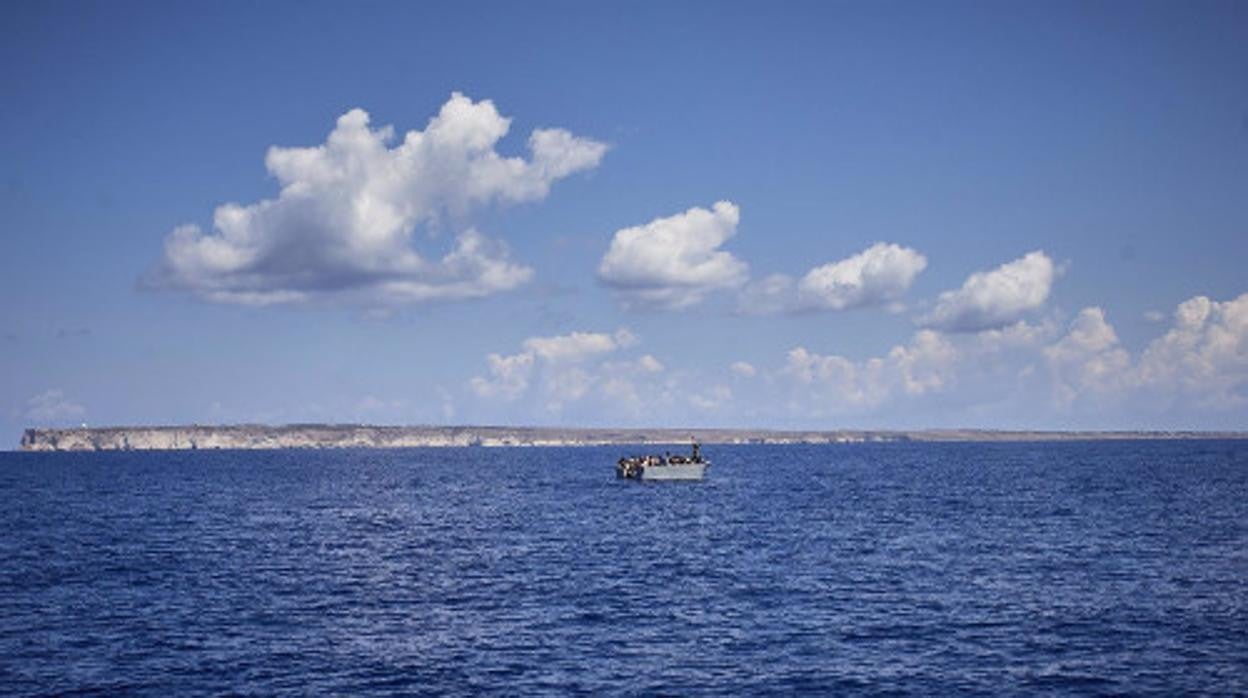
[17,424,1248,451]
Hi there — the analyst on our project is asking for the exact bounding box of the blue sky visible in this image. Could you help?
[2,0,1246,441]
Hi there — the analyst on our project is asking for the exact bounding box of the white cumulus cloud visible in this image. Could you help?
[1036,295,1248,414]
[797,243,927,311]
[522,329,633,363]
[920,251,1056,332]
[469,329,692,418]
[460,291,1248,427]
[770,291,1248,424]
[1136,293,1248,408]
[888,330,960,396]
[1043,308,1131,406]
[470,328,636,401]
[782,330,959,413]
[738,243,925,315]
[149,93,606,306]
[598,201,748,310]
[468,351,536,401]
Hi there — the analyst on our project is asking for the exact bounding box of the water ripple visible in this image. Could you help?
[1,441,1245,695]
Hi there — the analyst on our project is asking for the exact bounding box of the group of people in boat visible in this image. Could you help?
[616,441,703,478]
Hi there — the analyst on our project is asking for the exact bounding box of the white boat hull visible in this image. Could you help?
[638,462,707,481]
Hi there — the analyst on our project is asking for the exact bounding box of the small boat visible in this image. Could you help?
[617,441,709,481]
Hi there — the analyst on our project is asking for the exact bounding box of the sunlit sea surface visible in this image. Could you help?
[1,441,1245,695]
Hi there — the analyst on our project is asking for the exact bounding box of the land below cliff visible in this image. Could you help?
[17,424,1248,451]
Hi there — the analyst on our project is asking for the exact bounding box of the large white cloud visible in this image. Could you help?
[920,251,1056,332]
[1043,308,1132,407]
[1136,293,1248,408]
[782,330,959,412]
[1036,295,1248,414]
[598,201,748,310]
[522,329,636,363]
[797,243,928,311]
[467,329,721,418]
[1038,294,1248,413]
[772,291,1248,425]
[458,291,1248,427]
[149,93,606,305]
[738,243,926,315]
[470,328,640,406]
[774,320,1068,423]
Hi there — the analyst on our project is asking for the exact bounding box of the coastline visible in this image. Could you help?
[18,424,1248,452]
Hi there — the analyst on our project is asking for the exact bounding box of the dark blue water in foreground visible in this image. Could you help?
[1,441,1246,695]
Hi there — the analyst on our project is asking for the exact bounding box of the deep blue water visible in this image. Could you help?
[1,441,1245,696]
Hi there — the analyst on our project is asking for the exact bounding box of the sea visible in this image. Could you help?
[1,441,1245,696]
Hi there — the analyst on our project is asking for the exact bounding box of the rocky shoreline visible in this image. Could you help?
[17,424,1247,451]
